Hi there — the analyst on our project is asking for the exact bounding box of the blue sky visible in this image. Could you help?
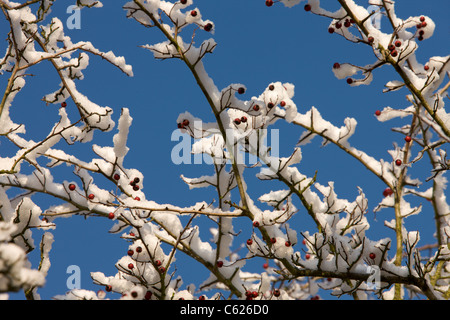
[2,0,449,299]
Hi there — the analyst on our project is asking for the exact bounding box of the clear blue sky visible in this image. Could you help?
[2,0,449,299]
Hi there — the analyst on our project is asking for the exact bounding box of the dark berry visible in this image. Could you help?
[238,87,245,94]
[304,4,311,11]
[204,23,213,32]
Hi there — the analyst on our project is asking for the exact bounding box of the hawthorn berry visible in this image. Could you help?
[113,173,120,180]
[405,136,412,143]
[68,183,76,191]
[421,21,427,28]
[61,102,67,108]
[265,0,273,7]
[182,119,190,127]
[136,246,142,253]
[158,266,166,273]
[134,196,140,201]
[391,50,398,57]
[369,253,376,259]
[133,185,139,191]
[234,118,241,125]
[88,193,95,200]
[383,188,394,197]
[127,249,134,256]
[199,295,206,300]
[204,23,213,32]
[333,62,340,69]
[302,239,306,245]
[346,78,353,84]
[263,262,269,269]
[335,22,342,29]
[388,44,395,51]
[273,289,280,297]
[424,65,430,71]
[328,27,335,34]
[180,0,187,4]
[134,177,140,184]
[267,102,274,109]
[105,285,112,292]
[252,291,258,298]
[241,116,247,123]
[108,212,115,219]
[144,291,152,300]
[395,159,402,166]
[420,16,425,22]
[247,239,253,246]
[280,100,286,107]
[344,19,351,28]
[237,87,245,94]
[190,10,197,17]
[155,260,162,266]
[217,260,223,268]
[131,291,138,298]
[253,104,260,111]
[375,110,381,116]
[395,40,402,47]
[304,4,311,11]
[253,221,260,228]
[305,253,311,260]
[368,36,374,43]
[128,263,134,270]
[285,241,291,247]
[270,237,277,244]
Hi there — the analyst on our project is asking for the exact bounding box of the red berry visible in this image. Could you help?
[180,0,187,4]
[134,196,140,201]
[311,295,320,300]
[304,4,311,11]
[424,65,430,71]
[190,10,197,17]
[177,123,183,129]
[369,253,376,259]
[128,263,134,270]
[108,212,114,219]
[418,35,424,41]
[127,249,134,256]
[136,246,142,253]
[421,21,427,28]
[105,285,112,292]
[391,50,398,57]
[129,232,135,237]
[61,101,67,108]
[395,40,402,47]
[237,87,245,94]
[252,291,258,298]
[267,102,274,109]
[285,241,291,247]
[420,16,425,22]
[273,289,280,297]
[88,193,95,200]
[204,23,213,32]
[199,295,206,300]
[333,62,340,69]
[265,0,273,7]
[263,263,269,269]
[253,104,260,111]
[269,84,275,90]
[344,20,351,28]
[113,173,120,180]
[328,27,335,34]
[68,183,76,191]
[158,266,166,273]
[335,22,342,29]
[217,260,223,268]
[405,136,412,143]
[305,253,310,259]
[270,237,277,244]
[280,101,286,107]
[144,291,152,300]
[253,221,260,227]
[234,118,241,125]
[133,185,139,191]
[375,110,381,116]
[155,260,162,266]
[182,119,190,127]
[241,116,247,123]
[131,291,138,298]
[388,44,395,51]
[368,36,374,43]
[383,188,393,197]
[395,159,402,166]
[247,239,253,246]
[346,78,353,84]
